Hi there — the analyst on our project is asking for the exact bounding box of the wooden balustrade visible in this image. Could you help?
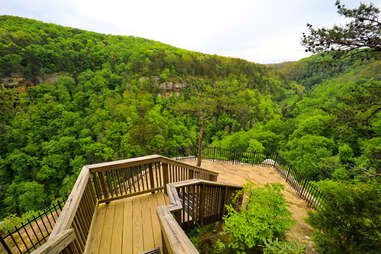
[31,155,219,254]
[157,179,242,254]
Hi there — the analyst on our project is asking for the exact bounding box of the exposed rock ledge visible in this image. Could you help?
[1,72,73,88]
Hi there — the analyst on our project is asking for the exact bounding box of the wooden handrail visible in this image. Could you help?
[32,155,219,254]
[157,205,198,254]
[86,155,218,177]
[157,180,242,254]
[50,166,90,237]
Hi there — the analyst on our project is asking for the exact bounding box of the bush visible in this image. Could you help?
[223,182,295,253]
[263,238,306,254]
[306,180,381,254]
[0,210,40,232]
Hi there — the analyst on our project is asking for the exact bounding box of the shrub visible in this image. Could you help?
[263,238,306,254]
[306,180,381,254]
[223,182,295,253]
[0,210,40,232]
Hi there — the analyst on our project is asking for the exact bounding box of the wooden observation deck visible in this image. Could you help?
[31,155,242,254]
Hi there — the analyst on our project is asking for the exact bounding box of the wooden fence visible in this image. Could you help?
[157,179,242,254]
[30,155,219,254]
[0,200,65,254]
[201,147,326,209]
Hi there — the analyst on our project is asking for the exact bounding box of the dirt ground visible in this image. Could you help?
[181,158,317,253]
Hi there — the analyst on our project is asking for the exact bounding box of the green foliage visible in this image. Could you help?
[361,137,381,170]
[214,239,226,254]
[211,127,282,155]
[0,210,41,232]
[302,1,381,59]
[263,238,306,254]
[214,65,380,181]
[248,139,265,153]
[285,135,334,179]
[186,224,215,251]
[223,182,295,252]
[4,181,47,214]
[0,16,288,218]
[0,14,380,228]
[306,181,381,254]
[338,144,353,163]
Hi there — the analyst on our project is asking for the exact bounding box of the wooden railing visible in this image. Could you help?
[31,155,219,254]
[157,179,242,254]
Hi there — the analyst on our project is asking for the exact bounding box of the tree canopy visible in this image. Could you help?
[302,0,381,59]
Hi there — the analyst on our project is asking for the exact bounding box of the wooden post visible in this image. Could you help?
[300,180,307,199]
[98,172,109,199]
[163,163,169,194]
[199,184,205,225]
[148,163,155,193]
[219,186,227,219]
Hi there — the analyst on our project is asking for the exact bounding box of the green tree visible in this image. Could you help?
[307,180,381,254]
[177,80,248,166]
[223,182,295,253]
[302,1,381,59]
[285,135,335,180]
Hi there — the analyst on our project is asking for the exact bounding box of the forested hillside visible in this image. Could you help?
[0,16,291,219]
[214,55,381,181]
[1,11,380,253]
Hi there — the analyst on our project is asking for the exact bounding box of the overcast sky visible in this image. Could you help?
[2,0,380,64]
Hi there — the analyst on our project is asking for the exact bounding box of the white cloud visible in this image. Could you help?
[1,0,381,63]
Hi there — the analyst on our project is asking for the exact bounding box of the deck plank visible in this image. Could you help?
[149,194,161,249]
[84,204,106,254]
[152,192,168,253]
[122,198,133,253]
[141,195,155,251]
[99,202,116,254]
[110,200,124,254]
[132,197,144,253]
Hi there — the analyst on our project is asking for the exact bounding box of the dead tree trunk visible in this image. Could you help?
[197,118,206,167]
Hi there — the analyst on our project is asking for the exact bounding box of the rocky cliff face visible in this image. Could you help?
[1,72,73,88]
[150,77,188,97]
[157,81,187,97]
[1,73,188,98]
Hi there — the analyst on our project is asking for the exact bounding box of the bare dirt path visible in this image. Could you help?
[181,159,317,253]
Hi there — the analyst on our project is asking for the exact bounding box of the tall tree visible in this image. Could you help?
[302,1,381,59]
[177,80,248,166]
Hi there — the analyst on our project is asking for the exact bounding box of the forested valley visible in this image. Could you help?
[0,14,380,253]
